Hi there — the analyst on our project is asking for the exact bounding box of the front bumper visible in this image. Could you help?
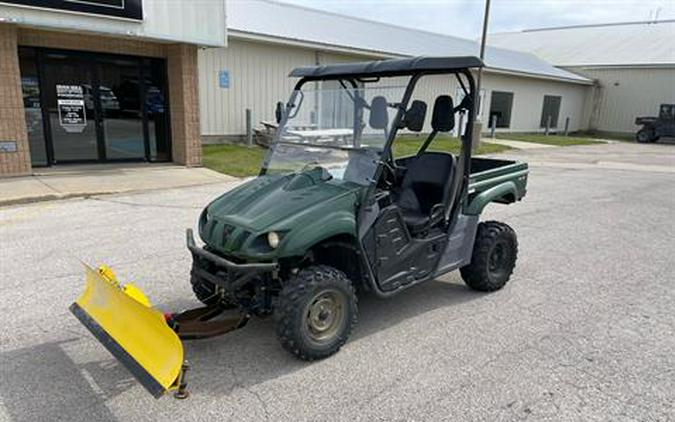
[186,229,278,291]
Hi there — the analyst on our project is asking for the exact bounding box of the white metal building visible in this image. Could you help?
[490,21,675,135]
[199,0,592,141]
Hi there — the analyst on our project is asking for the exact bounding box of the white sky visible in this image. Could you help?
[279,0,675,39]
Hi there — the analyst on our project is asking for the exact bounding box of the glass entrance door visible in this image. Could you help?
[41,52,100,162]
[98,57,146,160]
[27,48,172,165]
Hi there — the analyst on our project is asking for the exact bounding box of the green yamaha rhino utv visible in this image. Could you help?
[71,56,529,398]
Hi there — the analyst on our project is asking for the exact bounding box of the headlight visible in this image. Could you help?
[267,231,280,248]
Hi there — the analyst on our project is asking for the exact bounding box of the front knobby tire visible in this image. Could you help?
[460,221,518,292]
[636,128,657,143]
[276,265,357,361]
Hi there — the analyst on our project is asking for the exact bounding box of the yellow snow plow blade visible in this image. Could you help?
[70,264,184,398]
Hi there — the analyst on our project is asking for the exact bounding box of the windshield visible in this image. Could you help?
[263,84,407,186]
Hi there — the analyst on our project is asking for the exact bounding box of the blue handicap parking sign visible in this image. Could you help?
[219,70,230,88]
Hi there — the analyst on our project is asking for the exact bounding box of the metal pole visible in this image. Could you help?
[245,108,253,146]
[564,117,570,136]
[545,115,551,136]
[473,0,491,151]
[491,114,497,138]
[476,0,491,95]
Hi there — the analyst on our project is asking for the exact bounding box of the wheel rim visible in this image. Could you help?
[488,241,510,279]
[304,289,346,344]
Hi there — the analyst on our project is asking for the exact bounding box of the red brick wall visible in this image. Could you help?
[167,43,201,166]
[0,24,31,176]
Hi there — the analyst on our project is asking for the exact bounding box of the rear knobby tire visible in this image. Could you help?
[276,265,357,361]
[460,221,518,292]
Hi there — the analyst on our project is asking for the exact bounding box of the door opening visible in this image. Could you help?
[18,47,171,165]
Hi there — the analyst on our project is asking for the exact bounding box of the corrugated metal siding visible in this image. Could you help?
[404,72,588,134]
[225,0,589,83]
[199,39,315,136]
[481,73,588,133]
[199,39,590,136]
[570,66,675,133]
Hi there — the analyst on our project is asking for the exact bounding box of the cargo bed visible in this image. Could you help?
[464,157,529,213]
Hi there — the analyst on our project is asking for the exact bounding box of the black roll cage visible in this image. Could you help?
[260,58,482,298]
[278,68,478,223]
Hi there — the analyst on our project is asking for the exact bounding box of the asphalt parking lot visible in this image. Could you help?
[1,141,674,421]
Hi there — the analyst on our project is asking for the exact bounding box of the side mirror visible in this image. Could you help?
[431,96,455,132]
[275,101,284,123]
[404,100,427,132]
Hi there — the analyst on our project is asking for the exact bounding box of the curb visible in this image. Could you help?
[0,178,242,209]
[0,191,122,208]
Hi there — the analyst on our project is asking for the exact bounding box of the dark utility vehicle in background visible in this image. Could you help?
[636,103,675,143]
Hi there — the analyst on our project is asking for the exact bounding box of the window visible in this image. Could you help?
[454,87,486,117]
[540,95,562,128]
[488,91,514,128]
[18,47,48,166]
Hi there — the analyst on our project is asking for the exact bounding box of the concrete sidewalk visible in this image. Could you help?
[0,163,237,207]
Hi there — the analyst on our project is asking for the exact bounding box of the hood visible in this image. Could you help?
[204,173,361,233]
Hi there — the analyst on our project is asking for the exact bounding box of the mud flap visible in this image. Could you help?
[70,264,184,398]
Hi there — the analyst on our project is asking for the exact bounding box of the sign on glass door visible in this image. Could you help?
[56,84,87,133]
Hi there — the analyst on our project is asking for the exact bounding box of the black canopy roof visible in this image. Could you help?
[290,56,483,79]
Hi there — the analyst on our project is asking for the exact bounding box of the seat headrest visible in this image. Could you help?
[405,100,427,132]
[431,95,455,132]
[369,96,389,130]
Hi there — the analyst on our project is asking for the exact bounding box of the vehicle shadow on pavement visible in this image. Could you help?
[0,278,480,415]
[0,339,133,422]
[180,277,480,397]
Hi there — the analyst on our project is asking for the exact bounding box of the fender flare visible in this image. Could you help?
[465,181,518,215]
[278,211,357,257]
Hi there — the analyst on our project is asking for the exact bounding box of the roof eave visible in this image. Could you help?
[483,66,593,85]
[561,63,675,69]
[228,29,395,59]
[228,29,592,85]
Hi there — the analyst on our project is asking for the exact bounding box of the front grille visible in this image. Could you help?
[231,230,251,250]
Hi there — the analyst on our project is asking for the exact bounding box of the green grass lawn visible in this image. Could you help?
[203,135,511,177]
[574,131,636,142]
[495,133,603,146]
[202,143,266,177]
